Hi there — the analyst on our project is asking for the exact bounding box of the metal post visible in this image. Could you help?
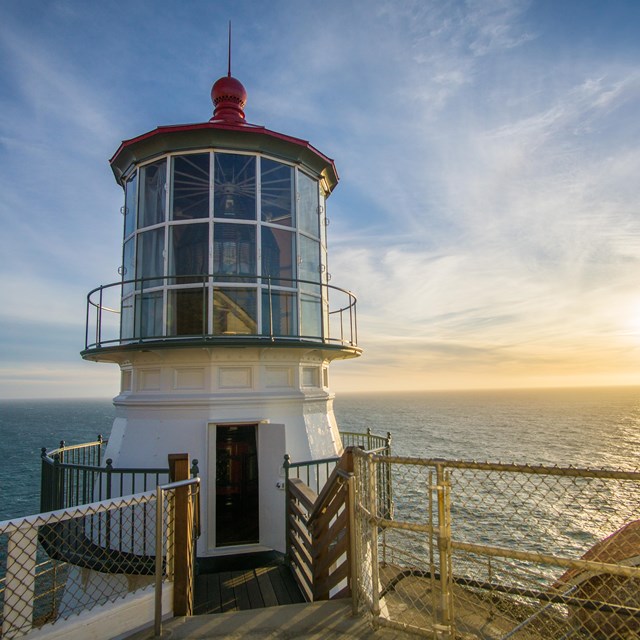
[40,448,49,512]
[283,454,291,564]
[53,453,63,511]
[85,294,91,349]
[97,434,103,466]
[97,287,103,347]
[347,473,359,616]
[350,299,354,345]
[105,458,113,549]
[436,463,454,638]
[353,299,358,345]
[154,485,164,637]
[105,459,113,499]
[367,454,380,618]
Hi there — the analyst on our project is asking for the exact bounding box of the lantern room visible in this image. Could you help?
[88,74,356,356]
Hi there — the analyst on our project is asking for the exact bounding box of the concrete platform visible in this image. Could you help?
[127,600,416,639]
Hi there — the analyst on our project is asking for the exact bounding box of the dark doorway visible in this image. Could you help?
[216,425,259,546]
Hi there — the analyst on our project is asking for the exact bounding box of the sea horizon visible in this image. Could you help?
[2,382,639,403]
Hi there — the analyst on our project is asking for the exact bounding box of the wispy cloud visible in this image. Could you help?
[1,0,639,397]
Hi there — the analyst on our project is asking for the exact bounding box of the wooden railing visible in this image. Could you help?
[286,448,356,603]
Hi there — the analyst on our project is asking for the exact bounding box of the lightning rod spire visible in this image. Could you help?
[227,21,232,77]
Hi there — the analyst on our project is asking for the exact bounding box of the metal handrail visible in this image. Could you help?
[83,273,358,351]
[40,439,175,513]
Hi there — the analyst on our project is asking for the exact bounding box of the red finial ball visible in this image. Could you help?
[210,75,247,123]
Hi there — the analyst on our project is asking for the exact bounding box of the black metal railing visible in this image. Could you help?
[283,428,392,489]
[39,441,201,572]
[41,430,385,514]
[40,439,174,513]
[84,273,358,352]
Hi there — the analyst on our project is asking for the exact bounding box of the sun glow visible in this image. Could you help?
[627,301,640,340]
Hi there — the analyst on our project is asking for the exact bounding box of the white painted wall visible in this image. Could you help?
[99,345,349,557]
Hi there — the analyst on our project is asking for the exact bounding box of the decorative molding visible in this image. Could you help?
[219,367,253,389]
[265,366,293,388]
[302,367,320,388]
[138,369,161,391]
[120,370,132,392]
[174,368,205,390]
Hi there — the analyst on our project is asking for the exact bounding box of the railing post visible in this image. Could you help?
[436,463,454,639]
[347,472,359,615]
[154,485,165,637]
[105,458,113,499]
[366,453,381,618]
[53,453,63,511]
[85,293,91,349]
[40,448,50,512]
[168,453,193,617]
[104,458,113,550]
[97,286,103,347]
[353,299,358,345]
[283,454,291,564]
[191,459,201,539]
[341,448,358,615]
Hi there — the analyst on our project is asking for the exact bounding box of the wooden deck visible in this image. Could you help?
[194,558,305,614]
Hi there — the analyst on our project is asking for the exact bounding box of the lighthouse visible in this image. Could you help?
[82,66,360,558]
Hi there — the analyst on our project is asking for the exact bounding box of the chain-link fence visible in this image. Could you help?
[352,449,640,639]
[0,480,199,639]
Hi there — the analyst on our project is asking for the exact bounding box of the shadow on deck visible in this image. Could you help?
[194,551,305,615]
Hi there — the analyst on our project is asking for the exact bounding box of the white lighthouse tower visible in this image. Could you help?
[82,66,360,558]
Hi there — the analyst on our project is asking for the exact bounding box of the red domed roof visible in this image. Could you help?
[210,75,247,123]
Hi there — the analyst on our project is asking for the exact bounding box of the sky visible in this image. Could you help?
[1,0,640,398]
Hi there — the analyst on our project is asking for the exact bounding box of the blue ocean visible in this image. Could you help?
[1,387,639,522]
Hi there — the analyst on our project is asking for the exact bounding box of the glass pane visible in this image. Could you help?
[300,294,322,339]
[261,227,294,287]
[261,158,294,226]
[168,288,207,336]
[138,160,166,228]
[122,238,135,296]
[136,228,165,288]
[214,153,256,220]
[170,223,209,283]
[171,153,210,220]
[298,172,319,237]
[262,290,296,337]
[124,174,137,238]
[135,291,164,339]
[299,235,320,294]
[213,223,256,283]
[120,294,134,341]
[213,288,257,335]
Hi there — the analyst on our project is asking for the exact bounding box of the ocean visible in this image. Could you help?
[1,386,639,522]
